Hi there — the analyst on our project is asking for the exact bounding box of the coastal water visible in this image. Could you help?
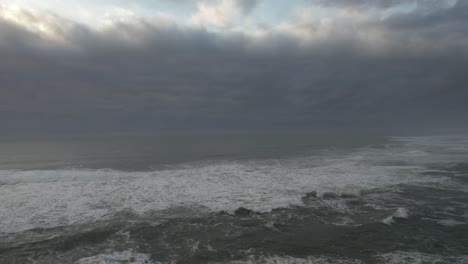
[0,133,467,263]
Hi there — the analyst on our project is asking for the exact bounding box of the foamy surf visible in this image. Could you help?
[222,255,363,264]
[382,207,409,225]
[0,135,467,264]
[74,250,154,264]
[0,139,456,234]
[222,252,468,264]
[377,251,468,264]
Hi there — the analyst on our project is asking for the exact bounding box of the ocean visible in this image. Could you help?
[0,132,467,263]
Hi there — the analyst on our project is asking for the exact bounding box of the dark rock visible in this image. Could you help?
[218,210,229,215]
[234,207,255,217]
[340,193,357,199]
[304,191,317,199]
[322,192,339,199]
[302,191,318,203]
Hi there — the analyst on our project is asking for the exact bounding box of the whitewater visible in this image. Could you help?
[1,135,467,263]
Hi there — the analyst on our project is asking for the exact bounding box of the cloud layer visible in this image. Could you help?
[191,0,260,27]
[0,1,467,134]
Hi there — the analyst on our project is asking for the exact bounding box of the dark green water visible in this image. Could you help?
[0,133,467,263]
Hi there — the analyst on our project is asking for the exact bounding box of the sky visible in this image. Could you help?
[0,0,467,134]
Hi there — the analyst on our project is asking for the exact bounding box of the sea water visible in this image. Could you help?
[0,132,467,263]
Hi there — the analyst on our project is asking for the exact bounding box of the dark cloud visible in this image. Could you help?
[0,2,467,134]
[314,0,456,9]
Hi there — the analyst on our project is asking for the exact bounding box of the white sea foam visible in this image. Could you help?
[74,250,155,264]
[0,136,466,234]
[391,136,468,164]
[378,251,468,264]
[219,252,468,264]
[422,217,466,226]
[381,207,409,225]
[222,255,363,264]
[382,216,395,225]
[393,208,408,219]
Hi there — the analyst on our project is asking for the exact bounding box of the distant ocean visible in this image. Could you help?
[0,132,467,263]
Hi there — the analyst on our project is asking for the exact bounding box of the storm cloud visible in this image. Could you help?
[0,0,467,134]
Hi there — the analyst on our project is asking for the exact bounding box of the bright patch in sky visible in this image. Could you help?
[0,0,350,29]
[1,0,458,32]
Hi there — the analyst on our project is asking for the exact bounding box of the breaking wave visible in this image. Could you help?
[1,136,467,234]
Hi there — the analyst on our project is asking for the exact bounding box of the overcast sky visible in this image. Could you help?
[0,0,467,134]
